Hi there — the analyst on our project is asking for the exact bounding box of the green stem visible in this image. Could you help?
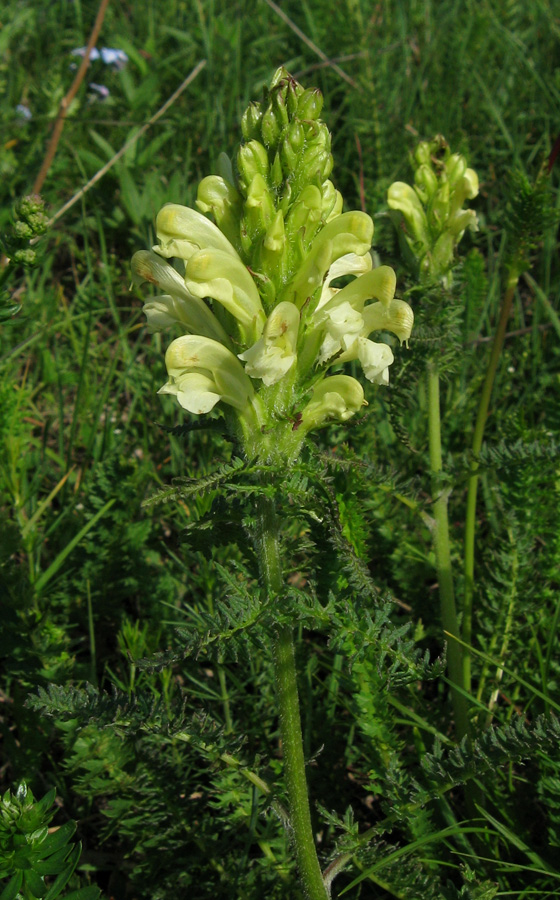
[463,275,517,694]
[257,495,329,900]
[427,360,470,741]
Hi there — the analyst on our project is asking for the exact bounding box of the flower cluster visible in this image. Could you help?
[132,68,413,458]
[388,134,479,284]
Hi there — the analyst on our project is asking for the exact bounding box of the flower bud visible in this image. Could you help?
[297,87,323,121]
[285,185,323,238]
[280,134,299,173]
[429,231,455,277]
[450,169,479,214]
[414,165,438,204]
[271,90,289,129]
[387,183,430,247]
[263,209,286,255]
[431,182,450,226]
[301,145,333,185]
[14,220,33,239]
[196,175,242,248]
[301,375,365,430]
[290,119,305,150]
[261,104,282,148]
[413,141,433,168]
[286,78,302,116]
[269,65,290,89]
[237,141,269,189]
[245,173,275,233]
[445,153,467,186]
[321,180,343,222]
[241,102,262,141]
[270,152,284,188]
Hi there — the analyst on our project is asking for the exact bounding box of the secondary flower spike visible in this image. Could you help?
[133,68,413,457]
[387,134,479,284]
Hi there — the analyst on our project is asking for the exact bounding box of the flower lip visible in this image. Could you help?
[238,301,300,385]
[315,251,373,312]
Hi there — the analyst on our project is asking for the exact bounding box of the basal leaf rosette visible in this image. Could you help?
[133,68,413,460]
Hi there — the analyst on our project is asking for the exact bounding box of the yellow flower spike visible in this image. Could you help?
[154,204,241,261]
[160,334,254,414]
[238,301,300,386]
[388,137,478,284]
[137,70,412,436]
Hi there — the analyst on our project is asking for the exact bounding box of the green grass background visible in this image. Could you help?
[1,0,560,897]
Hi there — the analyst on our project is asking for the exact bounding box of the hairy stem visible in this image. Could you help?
[257,494,329,900]
[427,360,470,741]
[463,275,517,694]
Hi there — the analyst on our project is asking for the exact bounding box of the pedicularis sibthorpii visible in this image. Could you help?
[132,68,413,463]
[132,66,416,899]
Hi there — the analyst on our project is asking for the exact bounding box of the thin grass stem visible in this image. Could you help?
[463,275,518,694]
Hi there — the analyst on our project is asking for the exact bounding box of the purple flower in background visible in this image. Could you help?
[15,104,32,121]
[89,83,110,99]
[71,47,128,69]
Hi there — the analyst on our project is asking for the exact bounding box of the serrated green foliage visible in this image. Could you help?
[142,456,249,508]
[504,169,557,279]
[421,715,560,790]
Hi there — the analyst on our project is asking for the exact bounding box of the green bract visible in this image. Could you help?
[387,134,479,284]
[133,68,414,459]
[0,783,99,900]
